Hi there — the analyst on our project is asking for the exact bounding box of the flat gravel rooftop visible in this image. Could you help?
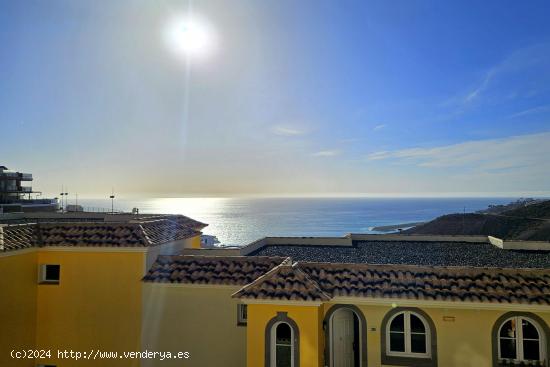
[250,241,550,269]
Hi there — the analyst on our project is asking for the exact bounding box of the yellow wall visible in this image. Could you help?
[321,303,550,367]
[247,303,322,367]
[189,235,201,249]
[35,250,144,367]
[141,284,247,367]
[245,302,550,367]
[0,251,37,367]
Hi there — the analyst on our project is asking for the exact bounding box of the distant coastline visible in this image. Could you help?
[371,198,546,234]
[403,198,550,240]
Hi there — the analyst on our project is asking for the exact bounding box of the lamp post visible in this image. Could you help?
[110,189,115,214]
[59,185,65,212]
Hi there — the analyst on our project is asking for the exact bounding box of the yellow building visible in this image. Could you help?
[0,213,205,367]
[141,255,286,367]
[143,235,550,367]
[2,214,550,367]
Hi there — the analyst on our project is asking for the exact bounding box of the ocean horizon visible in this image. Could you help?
[76,197,518,246]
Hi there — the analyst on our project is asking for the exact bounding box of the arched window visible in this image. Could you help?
[265,312,300,367]
[381,307,437,367]
[387,311,430,357]
[497,316,546,364]
[272,322,294,367]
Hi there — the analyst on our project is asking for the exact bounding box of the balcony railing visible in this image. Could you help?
[0,187,33,193]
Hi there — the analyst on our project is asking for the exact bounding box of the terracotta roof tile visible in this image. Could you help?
[228,260,550,305]
[38,223,148,247]
[161,215,207,230]
[144,255,549,305]
[139,219,200,246]
[298,262,550,305]
[1,224,38,251]
[142,255,288,285]
[1,215,204,252]
[232,262,331,302]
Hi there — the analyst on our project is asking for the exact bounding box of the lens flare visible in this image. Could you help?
[163,15,216,59]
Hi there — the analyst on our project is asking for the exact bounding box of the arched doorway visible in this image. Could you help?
[324,305,367,367]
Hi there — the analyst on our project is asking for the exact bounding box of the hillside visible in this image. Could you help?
[404,200,550,240]
[501,199,550,219]
[475,198,542,215]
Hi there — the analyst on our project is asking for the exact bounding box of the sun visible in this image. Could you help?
[163,15,216,59]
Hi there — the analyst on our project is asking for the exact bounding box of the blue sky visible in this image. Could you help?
[1,0,549,197]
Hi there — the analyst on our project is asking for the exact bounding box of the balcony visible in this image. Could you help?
[0,186,33,193]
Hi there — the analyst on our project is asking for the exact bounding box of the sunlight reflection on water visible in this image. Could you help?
[78,197,513,246]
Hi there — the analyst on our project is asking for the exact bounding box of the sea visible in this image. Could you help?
[76,197,516,246]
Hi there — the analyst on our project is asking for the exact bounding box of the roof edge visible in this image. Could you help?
[232,258,332,302]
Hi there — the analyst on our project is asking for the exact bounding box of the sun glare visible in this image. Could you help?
[163,15,216,59]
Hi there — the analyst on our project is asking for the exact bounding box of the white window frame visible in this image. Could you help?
[237,304,247,325]
[39,264,60,284]
[386,311,431,358]
[497,316,546,363]
[270,321,295,367]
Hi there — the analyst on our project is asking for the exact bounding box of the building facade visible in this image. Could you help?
[1,220,549,367]
[0,213,205,367]
[0,165,58,213]
[142,235,550,367]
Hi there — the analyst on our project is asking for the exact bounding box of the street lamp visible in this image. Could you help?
[110,189,115,214]
[59,185,68,212]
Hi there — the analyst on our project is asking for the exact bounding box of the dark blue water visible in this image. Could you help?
[78,197,515,246]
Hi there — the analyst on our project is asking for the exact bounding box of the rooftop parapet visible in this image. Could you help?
[237,234,549,269]
[488,236,550,251]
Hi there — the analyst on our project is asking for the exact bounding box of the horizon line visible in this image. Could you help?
[56,192,550,200]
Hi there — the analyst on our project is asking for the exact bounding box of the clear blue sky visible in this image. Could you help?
[1,0,549,197]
